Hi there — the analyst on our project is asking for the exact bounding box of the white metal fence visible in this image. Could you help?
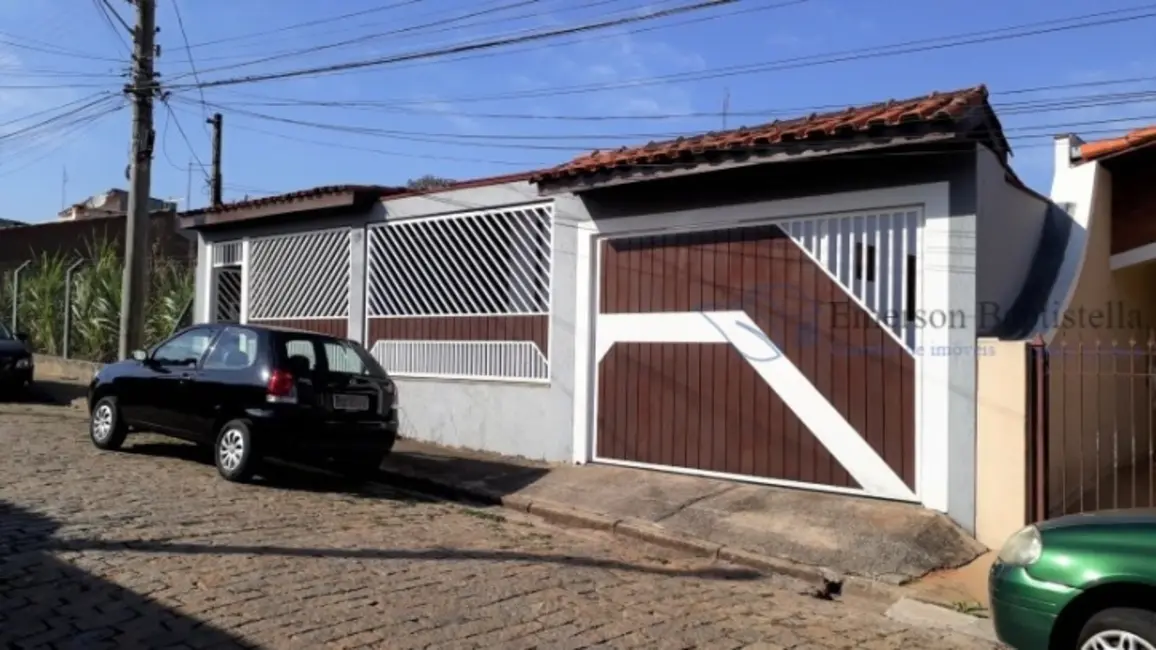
[779,209,922,351]
[249,229,351,320]
[366,202,554,381]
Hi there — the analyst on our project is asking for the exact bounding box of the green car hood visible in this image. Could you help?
[1028,509,1156,589]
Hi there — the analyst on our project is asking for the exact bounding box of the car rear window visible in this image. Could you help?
[276,334,388,378]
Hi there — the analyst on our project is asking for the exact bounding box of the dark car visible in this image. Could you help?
[87,323,399,482]
[0,323,34,396]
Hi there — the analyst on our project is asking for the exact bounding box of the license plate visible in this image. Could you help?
[333,394,370,411]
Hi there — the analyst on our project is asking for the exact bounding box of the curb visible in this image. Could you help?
[885,598,998,643]
[367,464,915,604]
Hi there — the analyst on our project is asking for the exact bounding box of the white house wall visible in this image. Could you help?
[974,145,1048,334]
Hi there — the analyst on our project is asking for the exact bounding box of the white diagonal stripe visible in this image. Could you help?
[596,311,916,501]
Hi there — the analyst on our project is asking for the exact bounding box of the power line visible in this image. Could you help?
[207,78,1156,123]
[169,94,1156,155]
[168,0,210,125]
[0,33,125,63]
[163,0,742,90]
[161,100,209,178]
[168,0,546,80]
[183,0,425,50]
[226,2,1155,106]
[92,0,133,54]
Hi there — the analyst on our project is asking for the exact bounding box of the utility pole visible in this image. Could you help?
[186,161,194,211]
[207,112,222,207]
[118,0,158,360]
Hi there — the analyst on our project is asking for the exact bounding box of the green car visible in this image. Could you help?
[989,510,1156,650]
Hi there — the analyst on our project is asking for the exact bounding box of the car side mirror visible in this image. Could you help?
[15,332,28,342]
[131,349,148,362]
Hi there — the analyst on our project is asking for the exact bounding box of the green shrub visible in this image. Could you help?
[3,236,194,362]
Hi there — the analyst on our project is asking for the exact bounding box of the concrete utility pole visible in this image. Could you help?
[118,0,158,360]
[207,112,223,207]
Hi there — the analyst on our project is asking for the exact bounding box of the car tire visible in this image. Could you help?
[214,419,258,483]
[90,397,128,451]
[1077,608,1156,650]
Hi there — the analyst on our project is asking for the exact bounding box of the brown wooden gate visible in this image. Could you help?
[593,223,917,498]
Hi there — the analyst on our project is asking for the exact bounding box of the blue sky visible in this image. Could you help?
[1,0,1154,223]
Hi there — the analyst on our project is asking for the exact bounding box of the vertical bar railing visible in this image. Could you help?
[1026,336,1050,524]
[62,259,86,359]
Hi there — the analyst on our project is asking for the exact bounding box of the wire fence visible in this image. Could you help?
[0,236,195,363]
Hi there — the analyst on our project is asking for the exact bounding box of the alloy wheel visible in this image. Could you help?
[1082,631,1156,650]
[218,429,245,472]
[92,405,113,441]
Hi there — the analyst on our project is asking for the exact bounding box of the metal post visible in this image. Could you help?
[118,0,157,360]
[1026,336,1050,524]
[63,259,86,359]
[10,260,30,331]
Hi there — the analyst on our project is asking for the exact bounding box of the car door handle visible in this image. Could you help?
[178,372,194,382]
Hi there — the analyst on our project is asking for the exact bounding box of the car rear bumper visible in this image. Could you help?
[989,561,1078,650]
[247,408,399,456]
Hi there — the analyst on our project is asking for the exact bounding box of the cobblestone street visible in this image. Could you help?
[0,403,999,650]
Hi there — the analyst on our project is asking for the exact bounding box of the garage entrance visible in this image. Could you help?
[592,213,922,501]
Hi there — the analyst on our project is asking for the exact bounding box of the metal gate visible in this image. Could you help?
[592,210,922,501]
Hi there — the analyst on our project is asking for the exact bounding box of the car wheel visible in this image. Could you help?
[1078,608,1156,650]
[215,419,258,483]
[90,397,128,451]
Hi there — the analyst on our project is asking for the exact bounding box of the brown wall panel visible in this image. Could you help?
[250,318,348,339]
[1111,157,1156,254]
[598,224,914,488]
[367,315,548,358]
[0,213,193,271]
[597,343,860,489]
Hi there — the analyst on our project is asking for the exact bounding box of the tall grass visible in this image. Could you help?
[0,237,195,362]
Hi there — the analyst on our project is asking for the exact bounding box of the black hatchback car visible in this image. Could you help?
[87,323,399,482]
[0,323,33,396]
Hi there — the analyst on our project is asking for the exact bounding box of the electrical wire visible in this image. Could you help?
[161,100,210,179]
[203,2,1156,106]
[162,0,741,90]
[0,95,122,144]
[0,104,125,179]
[169,0,211,126]
[206,81,1156,124]
[183,0,426,50]
[169,92,1156,151]
[92,0,133,55]
[168,0,545,79]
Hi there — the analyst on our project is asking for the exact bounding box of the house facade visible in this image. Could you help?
[1032,126,1156,519]
[182,86,1063,536]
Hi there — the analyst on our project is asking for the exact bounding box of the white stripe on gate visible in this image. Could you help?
[596,311,917,502]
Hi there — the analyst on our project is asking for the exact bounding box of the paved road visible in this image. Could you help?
[0,402,999,650]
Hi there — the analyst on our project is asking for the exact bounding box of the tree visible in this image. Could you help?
[406,175,455,191]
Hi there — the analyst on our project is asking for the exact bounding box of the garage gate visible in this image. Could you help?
[592,211,922,502]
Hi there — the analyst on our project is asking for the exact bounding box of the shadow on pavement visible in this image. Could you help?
[0,501,254,650]
[49,537,764,581]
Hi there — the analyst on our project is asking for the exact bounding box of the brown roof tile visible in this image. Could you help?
[532,85,994,182]
[1078,125,1156,162]
[181,184,406,217]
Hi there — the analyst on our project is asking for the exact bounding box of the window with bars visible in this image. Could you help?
[366,203,554,317]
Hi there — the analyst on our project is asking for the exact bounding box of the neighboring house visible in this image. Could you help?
[1035,125,1156,519]
[58,188,175,221]
[0,211,194,271]
[180,85,1066,537]
[0,218,25,229]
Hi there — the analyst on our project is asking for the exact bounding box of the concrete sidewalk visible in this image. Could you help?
[30,363,987,599]
[373,438,986,591]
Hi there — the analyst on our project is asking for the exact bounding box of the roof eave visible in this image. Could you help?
[178,189,377,230]
[536,132,960,194]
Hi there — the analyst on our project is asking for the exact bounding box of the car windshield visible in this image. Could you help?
[0,324,12,340]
